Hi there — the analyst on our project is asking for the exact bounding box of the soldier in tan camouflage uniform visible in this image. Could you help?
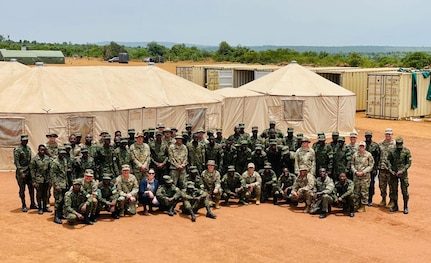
[351,141,374,212]
[242,162,262,205]
[45,133,59,159]
[378,128,396,208]
[290,165,315,213]
[294,137,316,176]
[130,132,151,183]
[115,165,139,216]
[168,135,188,189]
[76,169,99,222]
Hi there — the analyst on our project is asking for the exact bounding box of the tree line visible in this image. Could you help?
[0,36,430,69]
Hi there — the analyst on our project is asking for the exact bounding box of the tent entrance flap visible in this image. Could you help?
[0,117,24,147]
[187,108,207,130]
[283,100,304,121]
[68,116,94,138]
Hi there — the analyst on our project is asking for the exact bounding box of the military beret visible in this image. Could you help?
[20,134,29,141]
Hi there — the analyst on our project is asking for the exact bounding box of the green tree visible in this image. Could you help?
[402,52,431,69]
[147,41,167,57]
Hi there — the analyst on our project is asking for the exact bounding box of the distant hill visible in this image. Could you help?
[96,41,431,53]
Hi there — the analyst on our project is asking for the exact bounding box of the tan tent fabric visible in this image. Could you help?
[239,62,356,137]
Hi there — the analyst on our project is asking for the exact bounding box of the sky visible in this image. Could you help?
[1,0,430,47]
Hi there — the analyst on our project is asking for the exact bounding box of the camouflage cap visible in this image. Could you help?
[175,135,183,140]
[252,126,258,131]
[186,182,195,189]
[156,131,163,136]
[104,134,112,140]
[395,136,403,143]
[255,145,262,150]
[148,127,155,132]
[301,137,310,143]
[80,148,88,153]
[100,130,109,136]
[269,120,276,125]
[163,128,171,133]
[207,160,216,166]
[171,127,178,132]
[227,165,236,172]
[197,128,205,133]
[318,135,326,141]
[385,128,393,135]
[59,149,67,154]
[247,163,255,168]
[287,127,294,132]
[136,132,144,138]
[238,123,245,128]
[84,169,94,176]
[349,132,358,138]
[156,123,165,128]
[185,123,192,128]
[190,167,198,173]
[264,164,272,169]
[102,174,113,180]
[120,138,128,143]
[299,165,308,171]
[296,133,304,139]
[338,136,345,142]
[72,179,82,185]
[64,143,72,149]
[365,131,373,136]
[207,130,214,135]
[165,177,174,184]
[75,133,82,137]
[241,140,248,145]
[332,131,339,136]
[46,133,58,138]
[128,128,135,134]
[122,164,130,171]
[216,128,222,133]
[358,141,366,147]
[20,134,29,141]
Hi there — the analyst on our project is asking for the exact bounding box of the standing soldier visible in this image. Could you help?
[294,137,316,176]
[113,138,133,176]
[83,133,98,158]
[214,128,225,145]
[72,148,96,180]
[248,126,263,151]
[149,131,169,183]
[251,145,268,172]
[266,140,282,176]
[14,134,37,212]
[351,141,374,212]
[283,127,297,151]
[95,134,116,181]
[242,163,262,205]
[227,125,243,146]
[235,140,252,174]
[68,134,81,158]
[130,132,151,183]
[329,137,352,180]
[115,165,139,216]
[187,133,206,173]
[378,128,396,208]
[168,135,188,188]
[388,137,412,214]
[220,139,237,175]
[313,134,331,177]
[201,160,222,209]
[127,128,136,147]
[364,131,381,206]
[347,132,359,155]
[45,133,59,159]
[205,136,222,168]
[51,149,69,224]
[30,144,52,215]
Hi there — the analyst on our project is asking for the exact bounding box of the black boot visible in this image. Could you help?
[349,205,355,217]
[188,209,196,222]
[273,196,279,205]
[403,199,409,214]
[205,205,217,219]
[83,215,94,225]
[390,201,399,212]
[53,210,62,224]
[319,212,327,219]
[21,199,27,212]
[168,203,176,216]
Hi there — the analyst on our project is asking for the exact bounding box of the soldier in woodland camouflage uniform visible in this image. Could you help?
[149,131,169,183]
[30,144,52,215]
[77,169,99,222]
[113,138,133,176]
[310,168,334,219]
[251,145,268,172]
[97,174,120,219]
[329,137,352,180]
[220,139,237,175]
[388,137,412,214]
[258,164,278,204]
[235,140,252,174]
[351,141,374,212]
[333,172,355,217]
[187,133,206,173]
[313,134,331,177]
[95,134,116,181]
[205,136,222,168]
[276,167,296,202]
[51,149,69,224]
[72,148,95,180]
[378,128,396,208]
[156,176,182,216]
[221,165,247,205]
[214,128,226,145]
[283,127,297,151]
[364,131,381,206]
[64,180,93,225]
[181,182,217,222]
[45,133,59,159]
[248,126,263,151]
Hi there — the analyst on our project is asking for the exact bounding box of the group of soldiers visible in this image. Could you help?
[13,121,412,224]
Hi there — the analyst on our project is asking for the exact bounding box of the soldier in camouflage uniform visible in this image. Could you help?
[260,120,284,140]
[95,134,116,181]
[181,182,217,222]
[310,168,335,219]
[64,180,93,225]
[201,160,222,208]
[130,132,151,183]
[251,144,268,172]
[388,137,412,214]
[182,166,204,191]
[214,128,226,145]
[378,128,396,208]
[149,131,169,183]
[97,174,120,219]
[266,140,282,176]
[258,164,278,204]
[294,137,316,176]
[76,169,99,222]
[242,163,262,205]
[333,172,355,217]
[248,126,263,151]
[351,141,374,212]
[51,149,69,224]
[45,133,59,159]
[235,140,252,174]
[72,148,96,180]
[280,146,295,173]
[205,136,222,167]
[290,165,315,213]
[83,134,98,159]
[156,176,182,216]
[187,133,206,173]
[276,167,297,203]
[329,137,352,180]
[115,165,139,216]
[283,127,297,151]
[364,131,381,206]
[168,135,188,189]
[227,125,243,146]
[68,134,82,158]
[313,134,331,177]
[347,132,359,155]
[221,165,247,205]
[127,128,136,147]
[113,138,133,176]
[30,144,52,215]
[220,139,237,175]
[14,134,37,212]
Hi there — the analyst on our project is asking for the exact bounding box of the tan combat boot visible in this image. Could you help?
[256,193,261,205]
[304,205,310,213]
[358,205,366,212]
[378,198,386,207]
[386,199,394,209]
[214,199,221,209]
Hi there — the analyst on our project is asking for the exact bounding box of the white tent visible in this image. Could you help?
[0,65,222,170]
[239,61,356,137]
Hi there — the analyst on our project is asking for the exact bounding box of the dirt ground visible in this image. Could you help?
[2,59,431,262]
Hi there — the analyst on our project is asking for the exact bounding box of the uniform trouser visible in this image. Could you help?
[169,169,187,189]
[67,202,91,223]
[354,175,370,205]
[368,170,377,202]
[158,197,178,210]
[261,183,277,200]
[96,198,118,215]
[379,169,392,199]
[320,194,333,212]
[389,174,409,203]
[53,188,67,210]
[118,195,137,214]
[183,198,210,213]
[35,182,50,209]
[207,191,222,203]
[291,190,312,205]
[222,189,245,202]
[133,169,147,183]
[16,174,35,206]
[87,197,98,215]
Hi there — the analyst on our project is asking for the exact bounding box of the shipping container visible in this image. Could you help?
[367,71,431,119]
[311,67,398,111]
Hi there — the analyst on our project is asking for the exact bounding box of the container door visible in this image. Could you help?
[218,70,234,89]
[367,75,383,117]
[254,70,271,80]
[206,69,219,90]
[383,75,400,119]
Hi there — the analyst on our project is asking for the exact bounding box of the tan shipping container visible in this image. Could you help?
[367,71,431,119]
